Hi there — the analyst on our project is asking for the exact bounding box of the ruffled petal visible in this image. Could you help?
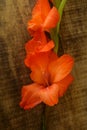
[29,52,50,84]
[39,40,54,52]
[43,7,59,30]
[39,84,59,106]
[32,0,51,20]
[25,52,58,84]
[25,31,47,54]
[57,74,74,97]
[28,0,51,34]
[20,83,43,110]
[27,52,50,70]
[48,54,74,83]
[28,16,43,35]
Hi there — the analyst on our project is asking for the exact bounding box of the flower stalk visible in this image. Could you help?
[50,28,59,54]
[57,0,67,33]
[50,0,67,53]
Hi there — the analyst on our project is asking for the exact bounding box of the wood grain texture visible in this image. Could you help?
[45,0,87,130]
[0,0,87,130]
[0,0,44,130]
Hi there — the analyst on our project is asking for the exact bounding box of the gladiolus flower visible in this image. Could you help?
[28,0,59,35]
[25,31,54,56]
[20,51,74,109]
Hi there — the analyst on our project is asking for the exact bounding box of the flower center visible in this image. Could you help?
[43,71,51,87]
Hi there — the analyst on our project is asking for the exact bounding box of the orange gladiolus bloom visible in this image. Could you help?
[25,31,54,56]
[20,51,74,109]
[28,0,59,35]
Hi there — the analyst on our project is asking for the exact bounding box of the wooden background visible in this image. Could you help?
[0,0,87,130]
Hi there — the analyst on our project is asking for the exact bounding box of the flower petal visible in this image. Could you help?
[29,52,50,84]
[57,74,74,97]
[39,84,59,106]
[39,40,54,52]
[20,83,43,110]
[28,0,51,34]
[28,52,50,70]
[28,16,43,35]
[43,7,59,30]
[25,52,58,84]
[32,0,51,20]
[25,31,47,54]
[48,54,74,82]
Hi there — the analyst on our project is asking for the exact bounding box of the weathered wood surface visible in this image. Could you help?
[0,0,87,130]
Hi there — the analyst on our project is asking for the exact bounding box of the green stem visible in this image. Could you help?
[57,0,67,33]
[53,34,59,54]
[54,0,61,9]
[50,28,59,54]
[50,0,67,54]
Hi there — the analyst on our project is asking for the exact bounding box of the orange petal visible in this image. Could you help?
[30,69,45,85]
[39,84,59,106]
[28,0,51,34]
[57,74,74,97]
[39,40,54,52]
[20,83,43,110]
[25,52,58,84]
[29,52,50,84]
[48,54,74,82]
[43,7,59,30]
[48,51,58,62]
[25,31,47,54]
[28,16,43,35]
[32,0,51,20]
[28,52,50,70]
